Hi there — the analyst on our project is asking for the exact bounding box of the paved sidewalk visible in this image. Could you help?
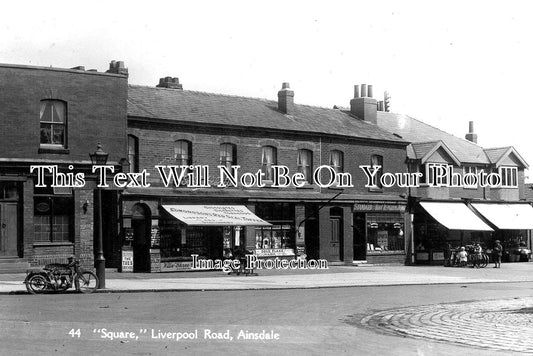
[3,263,532,294]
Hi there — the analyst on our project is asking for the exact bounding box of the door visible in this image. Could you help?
[0,203,18,256]
[330,217,342,261]
[353,213,367,260]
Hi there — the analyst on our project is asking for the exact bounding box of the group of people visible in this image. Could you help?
[449,240,502,268]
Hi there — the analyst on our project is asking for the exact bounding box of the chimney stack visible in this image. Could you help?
[278,82,294,115]
[156,77,183,90]
[350,83,377,124]
[465,121,478,143]
[106,60,128,76]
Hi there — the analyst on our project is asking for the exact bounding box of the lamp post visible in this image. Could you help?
[90,143,109,289]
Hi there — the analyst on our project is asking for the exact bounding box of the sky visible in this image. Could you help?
[2,1,533,179]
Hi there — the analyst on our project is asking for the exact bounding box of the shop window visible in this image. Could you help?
[261,146,277,181]
[370,154,383,189]
[219,143,237,169]
[297,149,313,183]
[128,135,139,173]
[499,166,518,187]
[40,100,67,147]
[33,196,73,243]
[255,203,295,250]
[366,213,404,252]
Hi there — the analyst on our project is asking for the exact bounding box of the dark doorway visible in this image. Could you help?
[329,207,344,262]
[353,212,367,260]
[304,204,320,260]
[132,204,151,272]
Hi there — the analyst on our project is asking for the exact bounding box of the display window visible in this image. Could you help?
[366,213,404,252]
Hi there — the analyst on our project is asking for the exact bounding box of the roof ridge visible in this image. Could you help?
[128,84,340,111]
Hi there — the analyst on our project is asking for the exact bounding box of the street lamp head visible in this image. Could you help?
[90,143,109,165]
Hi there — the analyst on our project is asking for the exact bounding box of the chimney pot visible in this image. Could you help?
[354,85,360,98]
[368,85,373,98]
[106,60,128,76]
[361,84,367,98]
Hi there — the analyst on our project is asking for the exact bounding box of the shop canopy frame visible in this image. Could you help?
[420,201,493,231]
[162,205,271,226]
[471,203,533,230]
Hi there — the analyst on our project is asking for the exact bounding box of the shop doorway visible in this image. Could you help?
[0,203,18,257]
[329,207,344,262]
[132,203,151,272]
[353,212,366,261]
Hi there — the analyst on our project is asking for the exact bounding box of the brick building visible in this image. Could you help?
[119,80,410,272]
[0,62,128,271]
[376,112,533,263]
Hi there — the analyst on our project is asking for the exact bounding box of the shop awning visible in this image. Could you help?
[162,205,271,226]
[471,203,533,229]
[420,202,493,231]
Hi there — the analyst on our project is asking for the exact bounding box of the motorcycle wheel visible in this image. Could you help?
[75,271,98,293]
[26,275,48,294]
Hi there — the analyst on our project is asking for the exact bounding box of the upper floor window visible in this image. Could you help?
[220,143,237,169]
[40,100,67,147]
[499,166,518,187]
[420,163,450,186]
[329,150,344,174]
[174,140,192,166]
[463,166,478,189]
[297,149,313,183]
[261,146,277,181]
[371,154,383,189]
[127,135,139,173]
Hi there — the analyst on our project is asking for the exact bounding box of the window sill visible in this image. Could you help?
[296,183,314,189]
[368,187,383,193]
[33,242,74,247]
[39,146,69,154]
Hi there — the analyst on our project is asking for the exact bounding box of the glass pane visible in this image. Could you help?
[40,124,52,144]
[52,125,64,145]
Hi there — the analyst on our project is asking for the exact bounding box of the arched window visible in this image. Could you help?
[297,149,313,183]
[174,140,192,165]
[128,135,139,173]
[40,100,67,147]
[261,146,277,181]
[220,143,237,168]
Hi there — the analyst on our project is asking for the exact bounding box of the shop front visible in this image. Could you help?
[413,201,494,264]
[352,202,407,264]
[122,204,271,272]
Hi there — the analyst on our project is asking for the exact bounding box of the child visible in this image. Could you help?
[457,246,468,267]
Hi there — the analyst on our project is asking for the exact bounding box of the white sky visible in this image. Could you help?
[2,1,533,179]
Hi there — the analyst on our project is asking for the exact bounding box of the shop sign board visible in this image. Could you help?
[254,248,295,256]
[121,249,133,272]
[160,261,194,272]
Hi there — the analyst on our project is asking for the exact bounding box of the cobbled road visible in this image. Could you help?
[355,297,533,353]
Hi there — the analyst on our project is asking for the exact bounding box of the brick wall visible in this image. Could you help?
[128,122,408,196]
[0,64,127,164]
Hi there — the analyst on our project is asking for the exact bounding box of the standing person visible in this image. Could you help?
[473,243,482,268]
[492,240,502,268]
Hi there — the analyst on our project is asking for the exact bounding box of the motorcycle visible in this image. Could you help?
[24,257,98,294]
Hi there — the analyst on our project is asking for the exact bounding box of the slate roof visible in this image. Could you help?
[127,85,407,144]
[410,141,441,160]
[484,147,512,164]
[377,112,490,164]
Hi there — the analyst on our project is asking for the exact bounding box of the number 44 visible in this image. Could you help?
[69,329,81,338]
